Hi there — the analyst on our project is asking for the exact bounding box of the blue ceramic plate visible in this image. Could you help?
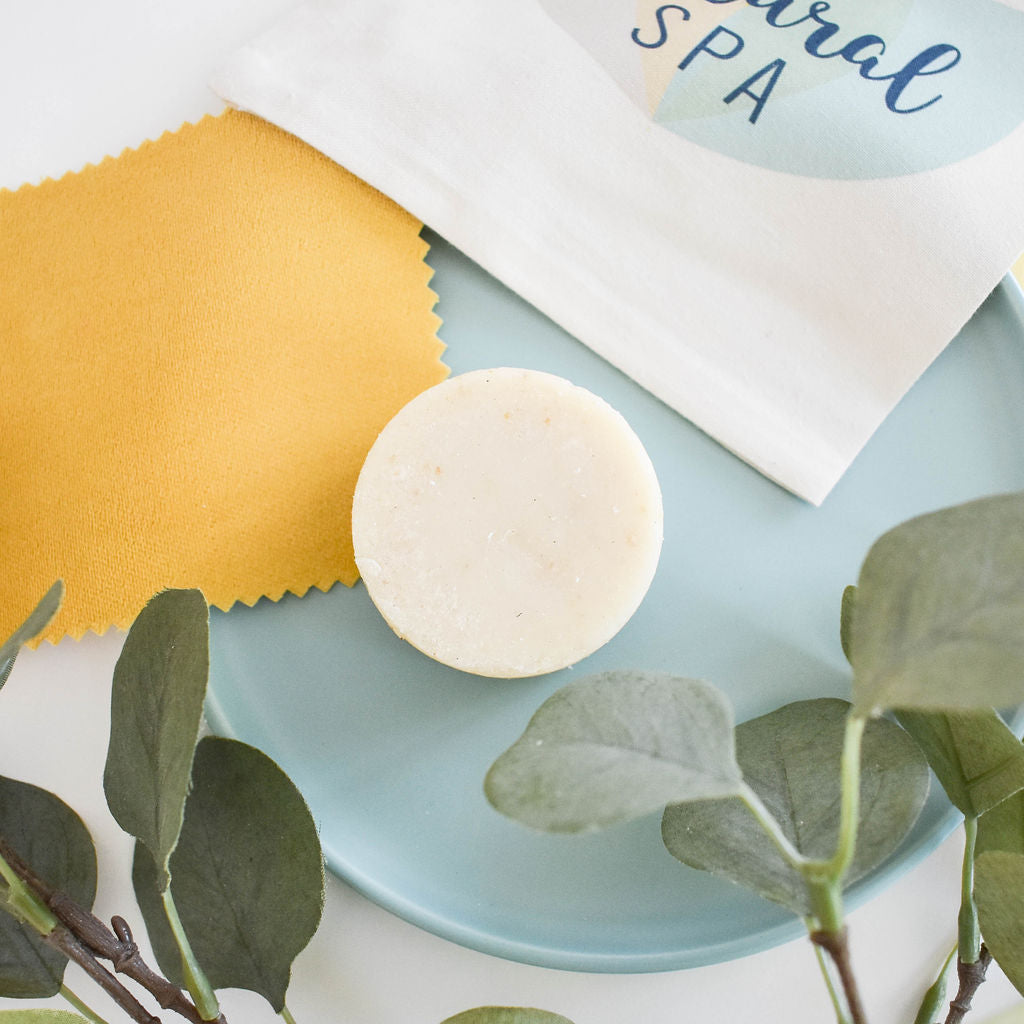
[206,232,1024,972]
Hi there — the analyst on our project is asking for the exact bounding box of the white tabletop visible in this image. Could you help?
[1,3,1019,1023]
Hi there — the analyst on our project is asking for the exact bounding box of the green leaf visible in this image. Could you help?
[132,737,324,1013]
[103,589,209,889]
[894,710,1024,817]
[0,777,96,998]
[847,493,1024,713]
[0,582,64,692]
[0,1013,89,1023]
[975,850,1024,996]
[440,1011,576,1024]
[977,789,1024,856]
[484,671,743,833]
[661,699,929,914]
[839,584,856,663]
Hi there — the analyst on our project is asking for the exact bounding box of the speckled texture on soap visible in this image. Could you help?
[352,367,663,678]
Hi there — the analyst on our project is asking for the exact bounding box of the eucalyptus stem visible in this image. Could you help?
[811,928,869,1024]
[942,820,991,1024]
[42,923,160,1024]
[958,818,980,965]
[738,761,864,1023]
[805,876,844,936]
[280,1005,298,1024]
[799,713,867,944]
[0,836,214,1024]
[61,983,113,1024]
[796,712,867,943]
[0,848,58,935]
[161,889,222,1023]
[821,713,867,882]
[945,946,993,1024]
[808,921,852,1024]
[804,713,869,1024]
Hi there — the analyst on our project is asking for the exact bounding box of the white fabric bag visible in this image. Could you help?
[214,0,1024,503]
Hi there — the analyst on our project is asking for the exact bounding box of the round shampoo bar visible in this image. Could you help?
[351,368,663,677]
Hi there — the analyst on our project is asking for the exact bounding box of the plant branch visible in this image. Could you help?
[811,928,869,1024]
[0,836,221,1024]
[804,713,866,883]
[807,920,852,1024]
[45,922,161,1024]
[958,818,980,965]
[944,945,993,1024]
[0,846,58,935]
[161,888,222,1022]
[829,713,866,882]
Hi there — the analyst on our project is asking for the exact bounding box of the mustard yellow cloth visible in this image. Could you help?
[1,110,447,644]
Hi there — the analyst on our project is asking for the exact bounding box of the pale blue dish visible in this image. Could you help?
[206,232,1024,972]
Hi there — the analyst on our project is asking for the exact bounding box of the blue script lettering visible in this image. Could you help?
[676,25,745,74]
[862,42,962,114]
[724,58,786,122]
[829,34,887,71]
[754,0,832,30]
[632,4,691,48]
[632,1,962,119]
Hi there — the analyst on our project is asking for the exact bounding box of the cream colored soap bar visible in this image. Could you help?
[351,367,663,678]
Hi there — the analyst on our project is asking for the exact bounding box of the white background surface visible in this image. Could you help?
[1,3,1020,1023]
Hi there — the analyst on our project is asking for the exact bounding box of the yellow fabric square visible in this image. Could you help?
[1,109,447,644]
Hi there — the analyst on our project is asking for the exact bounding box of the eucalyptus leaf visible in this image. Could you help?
[440,1010,576,1024]
[839,584,856,663]
[846,493,1024,713]
[977,789,1024,856]
[0,1013,89,1023]
[0,1011,89,1019]
[103,589,209,890]
[132,737,324,1013]
[894,710,1024,817]
[0,777,96,998]
[661,699,929,914]
[0,582,64,693]
[485,671,743,833]
[975,850,1024,997]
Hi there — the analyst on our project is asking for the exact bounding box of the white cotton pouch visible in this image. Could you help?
[213,0,1024,503]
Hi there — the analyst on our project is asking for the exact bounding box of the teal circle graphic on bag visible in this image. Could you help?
[626,0,1024,179]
